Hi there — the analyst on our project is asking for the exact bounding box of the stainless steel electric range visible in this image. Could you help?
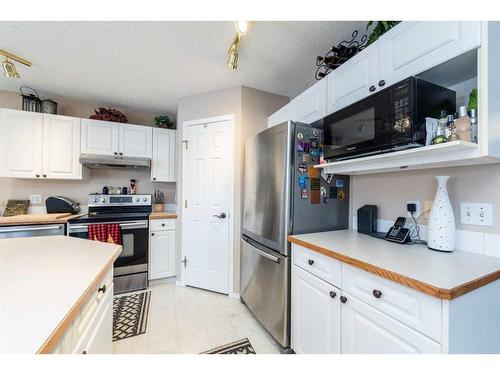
[68,194,152,294]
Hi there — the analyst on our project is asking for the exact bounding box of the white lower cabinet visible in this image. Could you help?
[341,292,440,354]
[149,219,176,280]
[292,265,340,354]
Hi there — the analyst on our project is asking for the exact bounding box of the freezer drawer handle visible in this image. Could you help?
[253,247,280,263]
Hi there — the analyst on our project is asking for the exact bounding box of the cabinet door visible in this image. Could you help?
[81,119,119,156]
[152,128,176,182]
[42,114,82,180]
[341,292,441,354]
[149,229,176,280]
[326,41,380,115]
[267,103,292,128]
[82,284,113,354]
[0,109,43,178]
[291,265,340,354]
[291,80,327,124]
[119,123,152,158]
[379,21,481,87]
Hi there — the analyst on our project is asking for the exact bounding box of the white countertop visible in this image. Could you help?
[289,230,500,298]
[0,236,121,354]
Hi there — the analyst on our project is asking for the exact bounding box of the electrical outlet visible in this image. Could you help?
[423,200,433,219]
[406,200,421,219]
[460,203,493,226]
[29,194,42,204]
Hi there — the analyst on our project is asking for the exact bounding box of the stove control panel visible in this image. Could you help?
[88,194,152,207]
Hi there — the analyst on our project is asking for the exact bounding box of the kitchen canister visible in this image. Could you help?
[427,176,456,252]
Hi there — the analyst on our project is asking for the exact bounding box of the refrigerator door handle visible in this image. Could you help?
[243,236,281,263]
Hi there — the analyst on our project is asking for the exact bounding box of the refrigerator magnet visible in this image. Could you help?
[320,186,327,197]
[298,175,309,188]
[312,128,319,137]
[296,141,305,152]
[302,154,311,162]
[310,149,320,157]
[297,162,307,173]
[337,189,346,200]
[297,132,304,140]
[303,142,310,153]
[301,188,308,199]
[335,179,344,188]
[310,138,319,149]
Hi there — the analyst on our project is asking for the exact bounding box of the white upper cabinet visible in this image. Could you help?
[119,123,152,158]
[0,109,82,180]
[0,109,43,178]
[341,293,441,354]
[326,41,380,115]
[267,103,292,128]
[43,114,82,180]
[81,119,119,156]
[151,128,176,182]
[292,265,341,354]
[81,119,152,158]
[291,79,327,124]
[379,21,481,88]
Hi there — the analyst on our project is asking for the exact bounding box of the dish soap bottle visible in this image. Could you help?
[454,106,472,142]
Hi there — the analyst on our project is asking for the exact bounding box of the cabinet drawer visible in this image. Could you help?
[150,219,176,231]
[341,263,442,342]
[292,244,341,288]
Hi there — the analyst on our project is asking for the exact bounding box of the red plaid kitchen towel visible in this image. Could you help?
[88,224,107,242]
[106,223,122,245]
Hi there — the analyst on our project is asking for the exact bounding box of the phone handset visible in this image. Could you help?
[386,216,411,243]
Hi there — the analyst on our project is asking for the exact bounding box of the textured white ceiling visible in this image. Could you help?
[0,21,366,116]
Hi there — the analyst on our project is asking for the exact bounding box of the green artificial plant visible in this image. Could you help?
[366,21,400,46]
[467,88,478,111]
[154,115,175,129]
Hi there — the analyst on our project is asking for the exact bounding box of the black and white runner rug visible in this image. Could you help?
[113,291,151,342]
[202,338,256,354]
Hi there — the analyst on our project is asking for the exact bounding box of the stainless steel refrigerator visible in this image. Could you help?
[241,121,349,348]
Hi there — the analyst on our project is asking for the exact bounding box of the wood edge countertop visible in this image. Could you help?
[149,212,177,219]
[0,213,84,226]
[288,235,500,300]
[36,247,121,354]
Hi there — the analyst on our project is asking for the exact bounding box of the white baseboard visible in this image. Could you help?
[229,292,240,299]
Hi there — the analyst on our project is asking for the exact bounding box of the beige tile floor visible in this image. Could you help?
[112,278,282,354]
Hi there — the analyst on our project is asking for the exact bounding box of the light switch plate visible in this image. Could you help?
[29,194,42,204]
[460,203,493,226]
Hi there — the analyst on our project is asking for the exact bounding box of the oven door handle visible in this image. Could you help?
[0,225,64,233]
[119,222,147,228]
[68,221,148,232]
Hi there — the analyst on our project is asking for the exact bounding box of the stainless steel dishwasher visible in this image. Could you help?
[0,223,65,239]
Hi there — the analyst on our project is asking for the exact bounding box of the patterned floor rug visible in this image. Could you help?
[113,291,151,342]
[202,338,256,354]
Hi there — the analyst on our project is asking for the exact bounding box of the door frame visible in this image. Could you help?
[180,114,235,296]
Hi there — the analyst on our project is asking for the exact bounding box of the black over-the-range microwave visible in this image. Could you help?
[323,77,456,161]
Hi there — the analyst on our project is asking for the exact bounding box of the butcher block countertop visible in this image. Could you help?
[288,230,500,300]
[0,213,84,226]
[0,236,121,354]
[149,212,177,219]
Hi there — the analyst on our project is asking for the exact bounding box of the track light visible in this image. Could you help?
[226,34,240,70]
[0,49,32,78]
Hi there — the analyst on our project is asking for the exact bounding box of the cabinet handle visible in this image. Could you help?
[98,284,106,294]
[307,259,314,266]
[378,80,386,87]
[340,296,347,304]
[369,85,376,92]
[35,174,40,178]
[372,289,382,299]
[329,291,337,299]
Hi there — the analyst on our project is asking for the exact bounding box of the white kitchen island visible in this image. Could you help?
[0,236,121,354]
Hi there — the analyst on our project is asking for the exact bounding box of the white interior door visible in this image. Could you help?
[182,118,232,294]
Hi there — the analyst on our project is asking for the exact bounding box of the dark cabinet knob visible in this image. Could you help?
[151,232,155,236]
[307,259,314,266]
[329,291,337,299]
[35,174,40,178]
[153,177,156,181]
[369,85,376,92]
[82,350,87,354]
[98,285,106,294]
[373,289,382,299]
[161,223,165,226]
[119,152,123,156]
[213,213,227,219]
[378,80,386,87]
[114,152,118,155]
[340,296,347,304]
[43,174,47,178]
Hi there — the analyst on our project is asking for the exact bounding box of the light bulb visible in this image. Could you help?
[235,21,249,34]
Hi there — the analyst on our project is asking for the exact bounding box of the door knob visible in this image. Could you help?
[213,213,227,219]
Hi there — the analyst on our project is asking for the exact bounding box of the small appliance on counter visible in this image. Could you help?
[45,196,80,214]
[357,205,378,236]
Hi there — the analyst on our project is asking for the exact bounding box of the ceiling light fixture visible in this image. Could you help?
[226,21,250,70]
[0,49,32,78]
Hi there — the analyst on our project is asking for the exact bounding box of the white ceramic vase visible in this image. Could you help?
[427,176,455,252]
